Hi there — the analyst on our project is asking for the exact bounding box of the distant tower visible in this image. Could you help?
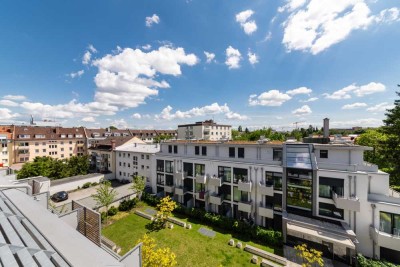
[30,115,35,125]
[323,118,329,138]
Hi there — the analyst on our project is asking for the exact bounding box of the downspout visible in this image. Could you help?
[0,184,32,196]
[371,204,376,259]
[254,167,258,224]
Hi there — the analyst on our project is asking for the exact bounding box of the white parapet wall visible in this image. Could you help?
[50,173,104,194]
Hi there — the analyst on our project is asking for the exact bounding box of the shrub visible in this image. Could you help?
[357,254,398,267]
[107,206,118,216]
[91,182,98,186]
[118,198,138,211]
[101,212,107,222]
[82,182,92,189]
[142,192,161,206]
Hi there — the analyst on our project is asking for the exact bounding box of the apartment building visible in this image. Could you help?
[115,143,160,185]
[85,128,132,148]
[0,126,13,167]
[12,126,86,163]
[177,120,231,140]
[152,137,400,264]
[88,136,142,180]
[130,129,177,143]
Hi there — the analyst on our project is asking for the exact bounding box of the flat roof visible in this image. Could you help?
[115,143,160,153]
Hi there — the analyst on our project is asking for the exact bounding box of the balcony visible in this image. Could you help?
[195,174,207,184]
[195,191,208,201]
[209,193,223,205]
[77,143,84,147]
[164,185,175,193]
[175,186,187,195]
[208,176,222,187]
[258,203,273,219]
[370,226,400,249]
[332,192,360,212]
[238,180,252,192]
[174,172,185,182]
[238,200,252,213]
[258,181,274,196]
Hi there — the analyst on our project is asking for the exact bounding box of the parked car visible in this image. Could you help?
[51,191,68,202]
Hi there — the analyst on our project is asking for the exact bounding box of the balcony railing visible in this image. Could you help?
[195,191,208,201]
[208,176,222,187]
[209,193,223,205]
[164,184,175,193]
[174,172,185,181]
[370,226,400,248]
[332,192,360,212]
[238,200,252,213]
[258,202,273,219]
[195,174,207,184]
[258,181,274,196]
[238,180,252,192]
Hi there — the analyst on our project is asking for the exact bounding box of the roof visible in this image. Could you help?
[163,139,284,146]
[0,126,12,139]
[13,126,85,141]
[85,128,132,138]
[89,136,143,151]
[177,120,231,127]
[0,189,125,266]
[115,143,161,153]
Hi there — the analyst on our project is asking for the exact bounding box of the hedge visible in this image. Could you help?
[357,254,398,267]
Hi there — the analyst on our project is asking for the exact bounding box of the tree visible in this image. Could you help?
[109,126,118,130]
[137,234,177,267]
[381,88,400,185]
[92,181,118,223]
[155,196,177,227]
[355,129,388,171]
[130,175,145,200]
[245,127,249,134]
[238,125,243,132]
[294,243,324,267]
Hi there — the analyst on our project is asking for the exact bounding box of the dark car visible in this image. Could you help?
[51,191,68,202]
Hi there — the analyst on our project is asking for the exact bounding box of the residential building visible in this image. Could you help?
[85,128,132,148]
[12,126,86,163]
[0,126,13,167]
[130,129,177,143]
[89,136,144,180]
[177,120,231,140]
[152,131,400,264]
[115,143,160,185]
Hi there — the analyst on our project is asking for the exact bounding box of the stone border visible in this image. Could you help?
[134,210,154,221]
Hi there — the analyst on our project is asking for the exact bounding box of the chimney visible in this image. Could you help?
[111,140,116,150]
[323,118,329,138]
[55,127,60,134]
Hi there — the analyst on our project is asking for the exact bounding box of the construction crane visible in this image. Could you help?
[293,121,302,129]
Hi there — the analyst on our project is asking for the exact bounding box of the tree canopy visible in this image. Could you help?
[137,234,177,267]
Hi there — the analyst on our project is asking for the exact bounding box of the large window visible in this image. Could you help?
[319,177,344,198]
[233,168,248,184]
[195,146,200,155]
[319,202,344,220]
[238,147,245,158]
[265,171,282,190]
[274,193,282,211]
[195,164,205,176]
[380,212,400,236]
[218,166,232,183]
[157,174,164,185]
[286,169,312,211]
[273,148,282,161]
[165,174,174,186]
[195,182,205,193]
[183,162,193,176]
[168,145,172,153]
[201,146,207,156]
[174,145,178,154]
[233,187,248,202]
[156,160,164,172]
[165,161,173,173]
[229,147,235,158]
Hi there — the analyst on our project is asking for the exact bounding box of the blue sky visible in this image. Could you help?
[0,0,399,130]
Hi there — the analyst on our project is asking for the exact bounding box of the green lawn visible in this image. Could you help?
[102,209,279,267]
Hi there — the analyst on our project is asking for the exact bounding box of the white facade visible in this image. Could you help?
[0,134,10,167]
[115,143,160,186]
[152,140,400,264]
[177,120,231,140]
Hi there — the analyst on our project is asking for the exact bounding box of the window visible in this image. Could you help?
[218,166,231,183]
[229,147,235,158]
[35,142,39,146]
[128,163,130,168]
[380,211,400,235]
[319,177,344,198]
[61,154,64,158]
[165,161,173,173]
[286,169,312,212]
[319,203,344,220]
[156,160,164,172]
[201,146,207,156]
[119,162,121,166]
[183,162,193,176]
[157,174,164,185]
[273,148,282,161]
[233,186,248,202]
[168,145,172,153]
[43,149,46,152]
[141,165,144,170]
[238,147,245,158]
[146,155,150,160]
[61,148,64,151]
[141,154,144,159]
[320,150,328,158]
[195,146,200,155]
[265,171,282,190]
[174,145,178,154]
[35,149,39,153]
[233,168,248,183]
[195,164,205,176]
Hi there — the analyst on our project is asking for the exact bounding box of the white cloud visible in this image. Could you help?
[324,82,385,99]
[331,118,382,128]
[236,10,257,35]
[132,113,142,119]
[248,51,259,65]
[82,51,92,65]
[142,44,152,50]
[249,90,292,106]
[225,112,248,120]
[367,102,394,112]
[292,105,312,116]
[88,44,97,53]
[92,46,198,108]
[286,86,312,96]
[260,31,272,43]
[281,1,399,54]
[155,103,245,121]
[69,70,84,78]
[0,108,19,120]
[342,102,367,110]
[0,100,19,107]
[146,14,160,27]
[300,97,318,102]
[3,95,26,101]
[225,46,242,69]
[81,116,95,122]
[111,119,129,129]
[204,51,216,63]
